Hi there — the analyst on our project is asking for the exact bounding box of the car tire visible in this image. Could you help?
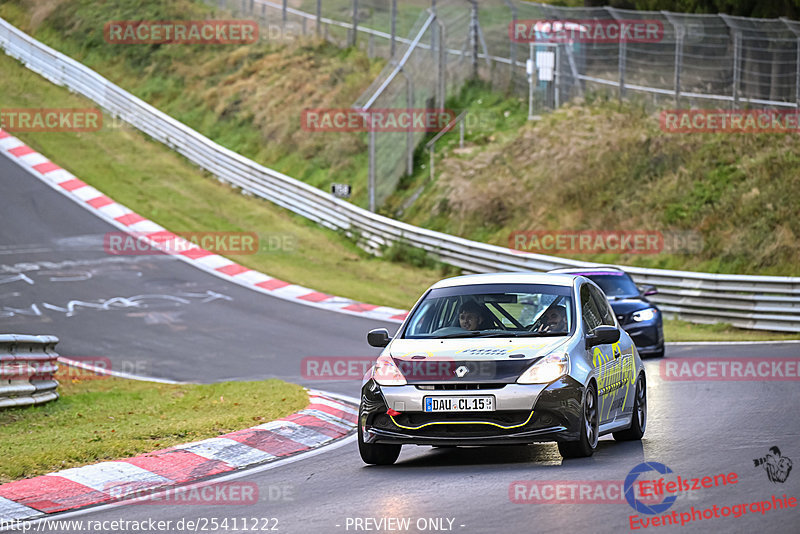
[558,382,599,459]
[358,421,401,465]
[651,346,664,358]
[613,374,646,441]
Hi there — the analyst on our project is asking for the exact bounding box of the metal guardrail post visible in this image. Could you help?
[282,0,287,28]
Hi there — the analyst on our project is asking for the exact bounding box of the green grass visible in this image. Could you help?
[0,51,442,310]
[0,369,308,483]
[664,319,800,342]
[385,83,800,277]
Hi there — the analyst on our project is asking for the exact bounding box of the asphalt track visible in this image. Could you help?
[1,154,799,534]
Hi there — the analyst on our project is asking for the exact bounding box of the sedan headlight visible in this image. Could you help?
[632,308,657,322]
[517,353,569,384]
[373,355,407,386]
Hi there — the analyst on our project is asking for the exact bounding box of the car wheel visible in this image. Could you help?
[358,420,401,465]
[613,374,646,441]
[558,382,599,459]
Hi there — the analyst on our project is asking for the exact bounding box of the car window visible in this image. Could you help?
[589,284,615,326]
[581,284,601,332]
[403,283,574,339]
[585,272,640,299]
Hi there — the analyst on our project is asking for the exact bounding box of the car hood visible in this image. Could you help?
[388,337,570,384]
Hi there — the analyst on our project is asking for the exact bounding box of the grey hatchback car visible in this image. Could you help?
[358,272,647,465]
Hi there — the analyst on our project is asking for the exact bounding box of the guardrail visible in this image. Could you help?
[0,335,60,409]
[1,17,798,333]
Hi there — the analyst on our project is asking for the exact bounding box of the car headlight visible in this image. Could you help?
[517,353,569,384]
[632,308,657,322]
[373,355,407,386]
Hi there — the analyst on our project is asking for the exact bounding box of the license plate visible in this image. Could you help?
[423,396,495,412]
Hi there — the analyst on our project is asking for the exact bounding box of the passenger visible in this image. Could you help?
[458,301,488,331]
[537,305,567,333]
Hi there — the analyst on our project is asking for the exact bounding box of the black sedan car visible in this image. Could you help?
[549,267,664,358]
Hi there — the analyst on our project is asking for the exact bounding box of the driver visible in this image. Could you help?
[537,305,567,333]
[459,301,488,331]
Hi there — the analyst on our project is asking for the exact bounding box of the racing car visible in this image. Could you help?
[358,272,647,465]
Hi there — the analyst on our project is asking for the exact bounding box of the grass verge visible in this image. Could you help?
[0,368,308,484]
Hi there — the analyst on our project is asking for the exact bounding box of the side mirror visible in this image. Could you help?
[367,328,391,348]
[639,285,658,296]
[585,325,620,348]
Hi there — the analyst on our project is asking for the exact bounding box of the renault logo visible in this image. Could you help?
[455,365,469,378]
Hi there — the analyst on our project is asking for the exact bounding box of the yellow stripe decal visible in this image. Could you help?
[389,411,535,430]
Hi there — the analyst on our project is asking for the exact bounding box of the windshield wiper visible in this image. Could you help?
[436,330,510,339]
[510,331,568,337]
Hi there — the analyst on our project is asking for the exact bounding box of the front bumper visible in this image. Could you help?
[359,376,585,446]
[623,320,663,355]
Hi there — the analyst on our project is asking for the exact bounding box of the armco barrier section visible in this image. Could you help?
[0,18,798,332]
[0,335,59,409]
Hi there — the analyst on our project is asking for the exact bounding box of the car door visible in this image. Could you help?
[587,284,633,423]
[581,283,616,425]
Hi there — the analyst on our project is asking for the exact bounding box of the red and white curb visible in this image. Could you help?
[0,390,357,521]
[0,129,408,324]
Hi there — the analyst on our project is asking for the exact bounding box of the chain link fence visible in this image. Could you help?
[207,0,800,209]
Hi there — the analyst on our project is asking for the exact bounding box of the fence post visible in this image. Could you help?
[368,127,376,211]
[401,68,414,176]
[732,31,741,107]
[606,8,626,100]
[352,0,359,47]
[663,13,684,108]
[282,0,287,29]
[470,1,479,79]
[437,20,447,108]
[554,45,561,108]
[504,0,518,87]
[429,145,435,182]
[316,0,322,37]
[674,24,684,107]
[391,0,397,58]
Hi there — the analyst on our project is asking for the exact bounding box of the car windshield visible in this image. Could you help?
[581,272,640,299]
[402,283,574,339]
